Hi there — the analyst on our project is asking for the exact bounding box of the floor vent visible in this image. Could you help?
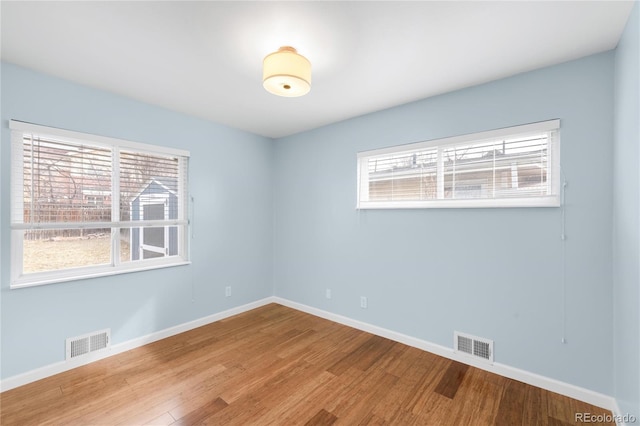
[454,331,493,363]
[66,329,110,361]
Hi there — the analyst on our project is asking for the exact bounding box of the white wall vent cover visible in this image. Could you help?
[454,331,494,364]
[66,329,111,361]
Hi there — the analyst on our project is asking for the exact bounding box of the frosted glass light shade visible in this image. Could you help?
[263,46,311,97]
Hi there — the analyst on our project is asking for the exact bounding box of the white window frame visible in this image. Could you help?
[357,120,561,209]
[10,120,190,289]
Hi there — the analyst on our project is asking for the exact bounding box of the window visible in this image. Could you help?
[10,120,190,288]
[357,120,560,209]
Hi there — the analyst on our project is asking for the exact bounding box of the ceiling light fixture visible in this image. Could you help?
[263,46,311,97]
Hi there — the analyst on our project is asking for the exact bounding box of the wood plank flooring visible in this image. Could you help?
[0,303,614,425]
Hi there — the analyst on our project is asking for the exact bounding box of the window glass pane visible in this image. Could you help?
[22,228,112,273]
[23,136,112,223]
[368,149,438,201]
[443,141,497,199]
[496,134,548,198]
[119,150,180,222]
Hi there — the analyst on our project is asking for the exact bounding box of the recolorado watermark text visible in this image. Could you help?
[575,412,637,423]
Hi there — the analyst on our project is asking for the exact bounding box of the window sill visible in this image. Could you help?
[357,196,560,209]
[10,259,191,289]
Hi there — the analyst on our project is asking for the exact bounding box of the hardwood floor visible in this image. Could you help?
[0,303,613,425]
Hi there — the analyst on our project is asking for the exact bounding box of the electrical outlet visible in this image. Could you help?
[360,296,367,309]
[326,289,331,299]
[225,286,231,297]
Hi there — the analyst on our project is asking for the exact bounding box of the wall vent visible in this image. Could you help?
[66,329,110,361]
[454,331,493,363]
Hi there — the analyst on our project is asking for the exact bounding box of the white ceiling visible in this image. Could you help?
[1,1,635,139]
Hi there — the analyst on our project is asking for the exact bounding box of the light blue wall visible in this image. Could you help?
[0,62,274,379]
[274,52,615,394]
[613,1,640,420]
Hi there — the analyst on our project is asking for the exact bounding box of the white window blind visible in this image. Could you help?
[10,120,190,288]
[357,120,560,209]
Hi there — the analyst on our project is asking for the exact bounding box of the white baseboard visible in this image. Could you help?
[272,297,618,413]
[0,294,619,416]
[0,297,276,392]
